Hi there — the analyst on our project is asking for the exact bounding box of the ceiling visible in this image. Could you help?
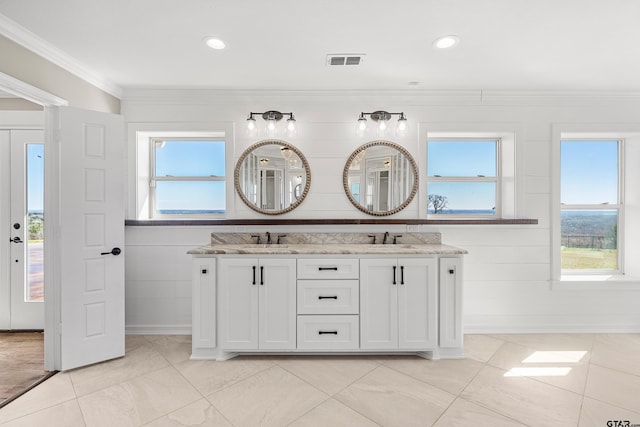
[1,0,639,94]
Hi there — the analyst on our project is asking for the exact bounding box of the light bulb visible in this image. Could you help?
[377,119,388,137]
[266,118,277,137]
[356,115,368,137]
[284,117,297,138]
[280,147,293,159]
[396,114,408,137]
[246,116,258,137]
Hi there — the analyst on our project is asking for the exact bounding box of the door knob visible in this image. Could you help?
[101,247,121,256]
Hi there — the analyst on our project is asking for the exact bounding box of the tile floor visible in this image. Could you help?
[0,334,639,426]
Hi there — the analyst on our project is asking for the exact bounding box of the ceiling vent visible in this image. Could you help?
[326,54,366,66]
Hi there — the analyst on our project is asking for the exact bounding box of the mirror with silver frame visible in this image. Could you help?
[235,140,311,215]
[343,140,418,216]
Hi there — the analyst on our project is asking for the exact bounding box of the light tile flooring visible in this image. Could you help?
[1,334,639,426]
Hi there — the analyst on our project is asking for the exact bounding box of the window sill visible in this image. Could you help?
[553,275,640,291]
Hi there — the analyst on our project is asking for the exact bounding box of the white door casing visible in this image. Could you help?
[52,106,125,371]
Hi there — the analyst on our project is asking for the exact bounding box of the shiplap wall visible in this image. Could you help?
[123,90,640,334]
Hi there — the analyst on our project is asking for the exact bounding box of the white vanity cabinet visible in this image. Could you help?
[360,257,438,350]
[218,257,296,350]
[189,239,466,360]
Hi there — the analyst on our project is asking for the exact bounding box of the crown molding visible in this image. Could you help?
[0,13,122,99]
[0,71,67,106]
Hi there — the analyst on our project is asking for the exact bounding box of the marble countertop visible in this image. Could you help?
[187,243,467,255]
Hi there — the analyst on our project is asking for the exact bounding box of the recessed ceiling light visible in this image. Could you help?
[204,37,226,50]
[433,35,459,50]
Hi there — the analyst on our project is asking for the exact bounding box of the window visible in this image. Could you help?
[427,139,500,217]
[150,138,226,217]
[560,140,622,273]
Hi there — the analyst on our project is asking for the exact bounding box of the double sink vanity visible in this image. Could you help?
[189,232,467,361]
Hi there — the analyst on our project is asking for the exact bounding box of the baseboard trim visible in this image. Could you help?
[125,325,191,335]
[464,314,640,334]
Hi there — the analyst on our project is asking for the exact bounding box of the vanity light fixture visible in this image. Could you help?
[355,111,408,138]
[246,111,297,138]
[259,158,269,166]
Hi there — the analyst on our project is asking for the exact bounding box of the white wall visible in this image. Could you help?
[123,90,640,334]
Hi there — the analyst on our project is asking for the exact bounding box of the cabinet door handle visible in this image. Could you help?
[318,330,338,335]
[400,265,404,285]
[252,266,256,285]
[260,266,264,285]
[392,266,397,285]
[318,295,338,300]
[318,267,338,271]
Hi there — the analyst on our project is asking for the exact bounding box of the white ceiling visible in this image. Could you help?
[1,0,639,94]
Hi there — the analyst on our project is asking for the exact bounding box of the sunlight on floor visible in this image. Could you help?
[503,350,589,377]
[504,367,572,377]
[522,350,588,364]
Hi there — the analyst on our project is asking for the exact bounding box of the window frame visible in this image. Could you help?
[559,138,624,276]
[148,136,227,219]
[130,124,233,220]
[551,125,640,290]
[426,137,502,219]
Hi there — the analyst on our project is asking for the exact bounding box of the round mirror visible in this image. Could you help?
[343,140,418,216]
[235,140,311,215]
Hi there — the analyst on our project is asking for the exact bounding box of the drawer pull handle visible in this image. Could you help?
[260,266,264,285]
[400,265,405,285]
[392,266,397,285]
[318,295,338,300]
[318,267,338,271]
[252,266,256,285]
[318,330,338,335]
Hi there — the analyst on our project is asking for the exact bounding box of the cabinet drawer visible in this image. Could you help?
[297,280,359,314]
[297,315,359,350]
[297,258,359,279]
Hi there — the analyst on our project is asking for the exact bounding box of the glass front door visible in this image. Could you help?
[9,130,44,329]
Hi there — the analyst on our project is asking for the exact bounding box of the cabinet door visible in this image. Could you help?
[192,257,216,354]
[439,257,463,348]
[218,258,259,349]
[259,258,296,349]
[398,258,437,349]
[360,258,398,349]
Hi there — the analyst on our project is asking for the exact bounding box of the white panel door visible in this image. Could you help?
[258,258,296,349]
[58,106,125,370]
[360,258,398,350]
[398,258,437,349]
[218,257,259,349]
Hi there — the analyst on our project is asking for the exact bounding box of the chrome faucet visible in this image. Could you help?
[383,231,390,244]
